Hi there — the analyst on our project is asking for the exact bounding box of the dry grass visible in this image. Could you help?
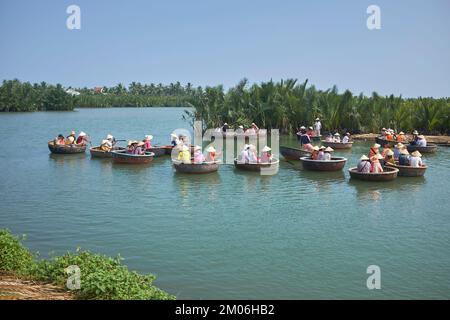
[0,272,74,300]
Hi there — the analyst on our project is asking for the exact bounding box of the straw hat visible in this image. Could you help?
[411,151,422,157]
[334,133,340,136]
[418,135,425,139]
[360,155,369,161]
[170,133,178,139]
[261,146,271,152]
[372,143,381,149]
[400,148,409,155]
[79,131,86,137]
[319,146,326,150]
[106,134,113,140]
[395,142,404,148]
[398,131,405,135]
[206,146,216,153]
[386,149,394,156]
[324,147,334,152]
[194,145,201,151]
[300,126,306,130]
[312,146,320,151]
[309,126,313,130]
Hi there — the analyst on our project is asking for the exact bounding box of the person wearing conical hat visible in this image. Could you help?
[76,131,88,145]
[240,144,250,163]
[342,132,351,143]
[370,153,384,173]
[260,146,273,163]
[369,143,381,158]
[381,143,392,158]
[311,146,320,160]
[193,145,205,163]
[100,137,113,151]
[398,147,410,166]
[170,133,180,147]
[384,149,395,165]
[393,142,404,159]
[133,141,146,155]
[396,131,406,142]
[323,147,333,161]
[144,135,153,150]
[247,144,258,163]
[127,140,138,154]
[177,144,191,164]
[409,150,423,167]
[416,135,427,147]
[411,130,419,145]
[66,130,76,145]
[386,129,394,141]
[317,146,326,160]
[357,155,371,173]
[333,132,341,143]
[205,146,217,162]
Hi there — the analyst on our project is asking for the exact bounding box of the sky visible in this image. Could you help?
[0,0,449,97]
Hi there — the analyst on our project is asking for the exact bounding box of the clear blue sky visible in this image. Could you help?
[0,0,449,97]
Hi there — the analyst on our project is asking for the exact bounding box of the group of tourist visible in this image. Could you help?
[379,128,427,146]
[325,132,351,143]
[54,131,89,146]
[213,122,260,135]
[238,144,273,163]
[357,142,424,173]
[176,145,217,164]
[310,146,334,161]
[125,135,153,155]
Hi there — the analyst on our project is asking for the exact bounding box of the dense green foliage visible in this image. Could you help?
[184,78,450,134]
[0,229,174,300]
[0,80,75,111]
[1,78,448,134]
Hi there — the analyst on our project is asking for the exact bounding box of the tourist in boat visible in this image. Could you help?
[370,153,384,173]
[193,146,205,163]
[133,141,146,155]
[306,126,314,138]
[409,151,423,167]
[396,131,406,142]
[178,145,191,164]
[299,128,313,151]
[310,146,320,160]
[248,144,258,162]
[314,118,322,136]
[398,148,410,166]
[384,149,395,165]
[380,128,387,138]
[260,146,273,163]
[205,146,217,162]
[222,123,229,133]
[144,135,153,150]
[127,141,137,154]
[55,134,65,145]
[342,132,351,143]
[416,135,427,147]
[369,143,381,158]
[66,131,76,144]
[386,129,394,141]
[100,138,113,151]
[325,133,333,142]
[333,133,341,143]
[382,144,392,157]
[317,146,326,160]
[410,130,419,145]
[323,147,333,161]
[240,144,250,163]
[170,133,180,147]
[357,155,371,173]
[393,143,404,160]
[76,132,88,145]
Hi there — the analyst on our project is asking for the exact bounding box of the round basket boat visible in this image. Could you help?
[111,150,155,164]
[299,156,347,171]
[234,158,279,173]
[348,166,399,181]
[48,141,86,154]
[280,146,312,160]
[321,141,353,149]
[173,161,220,174]
[90,146,126,158]
[146,146,171,157]
[406,144,437,154]
[375,137,401,147]
[385,163,427,177]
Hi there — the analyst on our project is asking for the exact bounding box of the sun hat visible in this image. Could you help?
[399,131,405,135]
[238,125,244,129]
[206,146,216,153]
[300,126,306,130]
[312,146,320,151]
[145,135,153,140]
[400,148,409,155]
[319,146,326,150]
[106,134,113,140]
[413,130,419,135]
[372,143,381,149]
[334,133,340,136]
[411,151,422,157]
[395,143,404,148]
[386,149,394,156]
[309,126,313,130]
[79,131,86,137]
[262,146,271,152]
[360,155,370,161]
[170,133,178,139]
[324,147,334,152]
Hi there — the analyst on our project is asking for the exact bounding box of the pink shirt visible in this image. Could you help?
[193,150,205,163]
[144,140,152,149]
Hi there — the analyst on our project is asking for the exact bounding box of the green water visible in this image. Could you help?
[0,108,449,299]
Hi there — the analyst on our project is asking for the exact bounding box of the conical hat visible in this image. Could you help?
[411,150,422,157]
[324,147,334,152]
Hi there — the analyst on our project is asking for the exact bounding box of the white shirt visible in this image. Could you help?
[417,139,427,147]
[342,136,349,143]
[323,152,331,161]
[314,121,321,130]
[409,156,423,167]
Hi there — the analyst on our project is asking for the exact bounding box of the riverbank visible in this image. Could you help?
[352,133,450,145]
[0,230,175,300]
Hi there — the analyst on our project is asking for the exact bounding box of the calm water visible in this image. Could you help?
[0,108,449,299]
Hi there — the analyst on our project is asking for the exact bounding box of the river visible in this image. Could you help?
[0,107,449,299]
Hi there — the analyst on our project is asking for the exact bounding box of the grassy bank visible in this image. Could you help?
[0,229,175,300]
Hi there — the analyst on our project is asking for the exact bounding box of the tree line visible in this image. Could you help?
[1,78,449,134]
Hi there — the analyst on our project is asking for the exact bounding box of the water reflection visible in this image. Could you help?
[173,171,222,206]
[49,153,87,166]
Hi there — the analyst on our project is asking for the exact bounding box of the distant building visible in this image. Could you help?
[65,88,80,96]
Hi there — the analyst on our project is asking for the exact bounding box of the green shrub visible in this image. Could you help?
[0,229,34,275]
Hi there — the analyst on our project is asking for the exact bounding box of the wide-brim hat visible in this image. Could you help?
[411,151,422,157]
[308,126,313,130]
[170,133,178,139]
[360,155,369,160]
[395,143,404,148]
[399,131,405,135]
[413,130,419,135]
[334,133,340,136]
[261,146,271,152]
[238,125,244,129]
[319,146,326,150]
[372,143,381,148]
[400,148,409,155]
[206,146,216,153]
[324,147,334,152]
[137,141,145,147]
[300,126,306,130]
[386,150,394,156]
[106,134,113,140]
[79,131,86,137]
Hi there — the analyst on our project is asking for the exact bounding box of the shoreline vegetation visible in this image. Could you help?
[0,78,449,135]
[0,229,175,300]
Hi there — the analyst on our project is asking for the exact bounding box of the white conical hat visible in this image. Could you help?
[145,135,153,140]
[206,146,216,153]
[261,146,271,152]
